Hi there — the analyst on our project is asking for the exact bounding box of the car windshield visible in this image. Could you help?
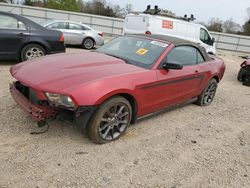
[96,36,168,69]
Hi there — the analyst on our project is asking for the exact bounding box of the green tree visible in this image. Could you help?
[243,20,250,36]
[223,18,242,34]
[207,18,223,32]
[46,0,80,12]
[243,8,250,36]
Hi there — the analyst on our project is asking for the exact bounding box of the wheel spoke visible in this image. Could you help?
[117,105,125,115]
[103,126,111,138]
[119,120,128,124]
[204,91,210,96]
[113,105,118,114]
[111,128,114,139]
[119,111,128,118]
[101,118,109,122]
[100,123,109,131]
[115,125,121,133]
[204,96,209,103]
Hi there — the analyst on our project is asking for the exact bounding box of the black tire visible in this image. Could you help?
[243,75,250,86]
[243,81,250,86]
[237,71,243,81]
[21,43,46,61]
[196,78,218,106]
[82,38,94,49]
[87,96,132,144]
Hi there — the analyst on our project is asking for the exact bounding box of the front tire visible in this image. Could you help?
[196,78,218,106]
[82,38,94,49]
[87,96,132,144]
[21,44,46,61]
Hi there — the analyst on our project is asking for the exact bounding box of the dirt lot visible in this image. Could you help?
[0,49,249,188]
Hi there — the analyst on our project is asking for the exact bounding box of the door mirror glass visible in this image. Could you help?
[162,62,183,70]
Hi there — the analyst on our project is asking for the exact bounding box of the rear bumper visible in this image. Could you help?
[49,42,65,54]
[95,36,105,46]
[10,83,57,122]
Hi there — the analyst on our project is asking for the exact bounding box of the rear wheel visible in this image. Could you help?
[243,75,250,86]
[21,44,46,61]
[82,38,94,49]
[196,78,218,106]
[87,96,132,144]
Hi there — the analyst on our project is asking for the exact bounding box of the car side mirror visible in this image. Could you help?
[162,62,183,70]
[210,38,215,46]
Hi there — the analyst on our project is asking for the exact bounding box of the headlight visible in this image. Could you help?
[45,92,75,108]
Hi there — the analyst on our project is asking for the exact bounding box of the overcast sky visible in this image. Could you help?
[108,0,250,25]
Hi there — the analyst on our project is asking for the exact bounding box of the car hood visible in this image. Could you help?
[10,51,145,93]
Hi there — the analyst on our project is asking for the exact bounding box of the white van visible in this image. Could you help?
[123,13,216,54]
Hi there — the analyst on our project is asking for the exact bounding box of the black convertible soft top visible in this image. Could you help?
[130,34,211,61]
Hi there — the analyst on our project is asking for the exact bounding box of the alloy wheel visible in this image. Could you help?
[99,103,130,141]
[203,82,217,105]
[25,47,45,60]
[83,38,94,49]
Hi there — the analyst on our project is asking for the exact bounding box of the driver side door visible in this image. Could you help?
[145,46,204,112]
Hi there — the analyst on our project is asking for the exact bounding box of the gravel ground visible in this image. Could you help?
[0,49,250,188]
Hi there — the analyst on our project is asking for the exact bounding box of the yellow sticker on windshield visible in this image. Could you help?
[136,48,148,55]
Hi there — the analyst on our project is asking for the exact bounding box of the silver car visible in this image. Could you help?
[41,20,104,49]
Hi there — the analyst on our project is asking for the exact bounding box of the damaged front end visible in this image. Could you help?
[10,81,96,130]
[10,81,58,123]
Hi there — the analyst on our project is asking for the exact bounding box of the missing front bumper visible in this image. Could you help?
[10,82,57,122]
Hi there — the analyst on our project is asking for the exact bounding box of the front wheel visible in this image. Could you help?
[87,96,132,144]
[196,78,218,106]
[21,44,46,61]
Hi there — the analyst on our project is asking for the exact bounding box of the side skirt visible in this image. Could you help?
[136,98,198,123]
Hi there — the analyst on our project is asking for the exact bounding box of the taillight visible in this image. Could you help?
[145,31,151,35]
[98,32,104,37]
[59,34,64,42]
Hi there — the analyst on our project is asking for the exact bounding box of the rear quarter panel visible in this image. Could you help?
[197,56,225,94]
[27,29,65,54]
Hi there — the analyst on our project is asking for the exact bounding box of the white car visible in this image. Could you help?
[41,20,104,49]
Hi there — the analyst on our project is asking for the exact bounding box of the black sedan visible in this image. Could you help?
[0,11,65,61]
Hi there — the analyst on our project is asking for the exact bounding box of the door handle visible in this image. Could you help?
[17,32,28,36]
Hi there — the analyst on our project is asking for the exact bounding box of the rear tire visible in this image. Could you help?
[21,43,46,61]
[82,38,94,50]
[243,75,250,86]
[87,96,132,144]
[196,78,218,106]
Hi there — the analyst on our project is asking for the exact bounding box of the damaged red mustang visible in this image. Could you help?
[10,35,225,144]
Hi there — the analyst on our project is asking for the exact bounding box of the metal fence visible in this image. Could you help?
[211,32,250,53]
[0,3,124,36]
[1,3,250,53]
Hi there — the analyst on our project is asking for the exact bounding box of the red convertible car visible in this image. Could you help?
[10,35,225,144]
